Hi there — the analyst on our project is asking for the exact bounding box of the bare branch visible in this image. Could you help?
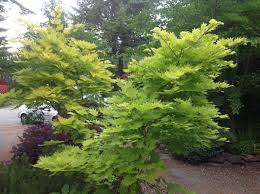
[10,0,34,14]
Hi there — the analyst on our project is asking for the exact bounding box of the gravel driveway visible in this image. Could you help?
[161,154,260,194]
[0,106,26,161]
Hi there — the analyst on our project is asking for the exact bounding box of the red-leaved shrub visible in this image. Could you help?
[12,124,69,164]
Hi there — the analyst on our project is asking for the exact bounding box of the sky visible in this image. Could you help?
[1,0,77,50]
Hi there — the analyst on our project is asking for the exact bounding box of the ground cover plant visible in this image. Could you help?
[0,156,90,194]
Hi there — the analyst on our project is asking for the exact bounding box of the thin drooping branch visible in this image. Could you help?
[10,0,34,14]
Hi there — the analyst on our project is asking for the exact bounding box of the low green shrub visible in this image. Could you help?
[0,156,116,194]
[232,128,260,154]
[238,140,256,154]
[0,157,70,194]
[51,185,113,194]
[171,145,223,163]
[168,183,195,194]
[0,94,12,107]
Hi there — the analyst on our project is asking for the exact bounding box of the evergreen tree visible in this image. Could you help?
[9,0,33,14]
[0,0,10,81]
[73,0,161,76]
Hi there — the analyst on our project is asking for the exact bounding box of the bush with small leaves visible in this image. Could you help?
[12,124,69,164]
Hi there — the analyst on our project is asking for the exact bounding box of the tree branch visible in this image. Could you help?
[10,0,34,14]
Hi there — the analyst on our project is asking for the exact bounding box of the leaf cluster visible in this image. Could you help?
[35,19,245,193]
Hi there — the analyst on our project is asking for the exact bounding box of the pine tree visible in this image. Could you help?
[73,0,160,76]
[0,0,10,80]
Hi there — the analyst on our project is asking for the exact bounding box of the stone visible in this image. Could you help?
[208,152,246,165]
[208,155,225,164]
[222,152,245,165]
[160,153,171,160]
[223,161,232,167]
[241,154,260,162]
[158,144,167,150]
[204,162,223,167]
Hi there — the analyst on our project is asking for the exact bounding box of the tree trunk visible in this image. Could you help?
[117,56,124,77]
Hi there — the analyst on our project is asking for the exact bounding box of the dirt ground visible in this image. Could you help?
[0,123,26,162]
[161,154,260,194]
[0,107,26,162]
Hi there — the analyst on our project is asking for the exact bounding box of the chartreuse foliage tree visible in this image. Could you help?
[162,0,260,136]
[3,6,112,142]
[128,19,246,155]
[35,20,245,193]
[37,81,166,193]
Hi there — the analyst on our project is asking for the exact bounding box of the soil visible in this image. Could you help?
[0,107,26,162]
[0,123,26,161]
[160,153,260,194]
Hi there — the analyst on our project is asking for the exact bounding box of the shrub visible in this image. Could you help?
[168,183,195,194]
[173,146,224,163]
[0,94,12,107]
[36,20,245,193]
[0,156,88,194]
[128,20,245,156]
[12,124,69,164]
[230,128,260,154]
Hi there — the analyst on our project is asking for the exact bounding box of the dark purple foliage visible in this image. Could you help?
[12,124,69,164]
[88,124,103,133]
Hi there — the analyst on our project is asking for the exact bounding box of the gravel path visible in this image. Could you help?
[161,154,260,194]
[0,107,26,161]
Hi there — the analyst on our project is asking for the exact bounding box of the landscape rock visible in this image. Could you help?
[204,162,223,167]
[223,161,233,167]
[222,152,245,165]
[160,153,171,160]
[158,144,167,150]
[208,152,245,165]
[241,154,260,162]
[208,155,225,164]
[140,179,168,194]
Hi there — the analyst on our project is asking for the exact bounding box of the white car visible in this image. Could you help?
[18,105,58,124]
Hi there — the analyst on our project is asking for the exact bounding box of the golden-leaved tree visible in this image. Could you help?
[4,6,112,141]
[36,19,246,193]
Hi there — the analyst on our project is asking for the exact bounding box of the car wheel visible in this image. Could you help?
[21,114,28,125]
